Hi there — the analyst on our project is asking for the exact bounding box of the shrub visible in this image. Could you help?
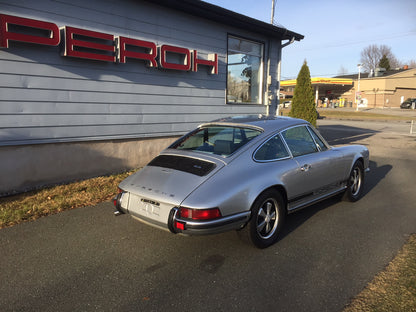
[289,60,317,126]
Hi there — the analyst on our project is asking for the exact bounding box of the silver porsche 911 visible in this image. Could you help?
[114,115,369,248]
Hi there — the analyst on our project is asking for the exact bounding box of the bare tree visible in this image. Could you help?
[360,44,400,72]
[338,65,348,76]
[360,44,379,73]
[407,60,416,69]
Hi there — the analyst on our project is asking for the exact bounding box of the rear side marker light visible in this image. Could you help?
[175,221,186,231]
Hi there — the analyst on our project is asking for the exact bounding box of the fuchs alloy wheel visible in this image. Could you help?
[343,160,365,202]
[239,189,286,248]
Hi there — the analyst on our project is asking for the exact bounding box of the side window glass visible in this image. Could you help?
[308,126,328,151]
[282,126,318,157]
[254,134,289,161]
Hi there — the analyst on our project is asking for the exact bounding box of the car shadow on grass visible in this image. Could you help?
[277,159,392,242]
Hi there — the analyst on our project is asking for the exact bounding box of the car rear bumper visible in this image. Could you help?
[114,192,251,235]
[168,208,251,235]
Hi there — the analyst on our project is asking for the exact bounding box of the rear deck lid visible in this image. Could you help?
[119,154,224,206]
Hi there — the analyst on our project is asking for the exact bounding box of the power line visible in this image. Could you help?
[288,31,416,52]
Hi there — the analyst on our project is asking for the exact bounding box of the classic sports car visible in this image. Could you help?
[114,115,369,248]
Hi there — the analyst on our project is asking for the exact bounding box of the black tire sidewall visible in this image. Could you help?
[248,189,285,248]
[344,161,365,202]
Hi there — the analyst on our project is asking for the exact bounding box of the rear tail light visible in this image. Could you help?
[179,207,221,220]
[113,188,124,207]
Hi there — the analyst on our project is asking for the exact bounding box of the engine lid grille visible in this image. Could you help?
[148,155,216,177]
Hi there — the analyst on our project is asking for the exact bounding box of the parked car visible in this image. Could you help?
[114,115,370,248]
[400,98,416,109]
[279,101,292,108]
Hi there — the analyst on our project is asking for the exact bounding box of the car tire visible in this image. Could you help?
[343,160,365,202]
[238,189,286,248]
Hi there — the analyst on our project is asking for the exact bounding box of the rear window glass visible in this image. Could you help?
[170,126,262,157]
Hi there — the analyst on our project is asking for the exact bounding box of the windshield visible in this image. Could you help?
[170,126,262,157]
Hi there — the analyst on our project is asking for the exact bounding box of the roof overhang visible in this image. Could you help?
[281,77,353,87]
[143,0,304,42]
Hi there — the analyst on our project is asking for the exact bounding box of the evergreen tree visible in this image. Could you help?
[289,61,316,126]
[379,54,391,70]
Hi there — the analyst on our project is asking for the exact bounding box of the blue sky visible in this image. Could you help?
[205,0,416,79]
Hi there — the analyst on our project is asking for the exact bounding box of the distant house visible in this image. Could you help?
[336,68,416,108]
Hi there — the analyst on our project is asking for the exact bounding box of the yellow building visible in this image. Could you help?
[280,77,353,107]
[281,68,416,108]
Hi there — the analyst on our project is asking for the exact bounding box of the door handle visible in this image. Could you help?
[300,164,311,172]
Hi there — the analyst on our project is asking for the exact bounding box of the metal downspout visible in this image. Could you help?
[274,36,295,116]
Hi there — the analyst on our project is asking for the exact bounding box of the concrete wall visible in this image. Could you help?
[0,136,178,195]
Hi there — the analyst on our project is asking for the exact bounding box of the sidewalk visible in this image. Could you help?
[319,107,416,118]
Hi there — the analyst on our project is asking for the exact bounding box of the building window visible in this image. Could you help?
[227,36,264,104]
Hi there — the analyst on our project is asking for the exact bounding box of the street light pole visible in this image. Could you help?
[356,64,362,111]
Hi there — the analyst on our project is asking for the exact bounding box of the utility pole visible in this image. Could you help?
[270,0,278,116]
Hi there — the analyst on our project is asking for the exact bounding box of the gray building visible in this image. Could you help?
[0,0,303,195]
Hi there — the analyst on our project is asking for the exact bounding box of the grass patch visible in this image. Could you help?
[344,234,416,312]
[279,108,413,121]
[0,170,134,229]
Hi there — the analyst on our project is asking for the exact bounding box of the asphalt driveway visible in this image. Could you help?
[1,119,416,312]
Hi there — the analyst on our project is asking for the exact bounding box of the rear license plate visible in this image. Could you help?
[138,198,160,217]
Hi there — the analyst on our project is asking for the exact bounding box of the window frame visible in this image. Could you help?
[169,125,263,158]
[281,125,319,157]
[226,35,265,105]
[253,133,291,162]
[280,125,333,158]
[306,126,330,152]
[253,125,332,162]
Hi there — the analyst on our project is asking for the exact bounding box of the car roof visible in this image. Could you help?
[200,115,309,133]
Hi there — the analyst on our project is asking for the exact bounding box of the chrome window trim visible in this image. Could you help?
[306,125,330,152]
[280,125,319,157]
[253,132,292,162]
[199,122,265,133]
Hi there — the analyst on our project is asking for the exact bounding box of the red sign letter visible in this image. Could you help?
[193,50,218,75]
[64,26,115,62]
[160,45,191,71]
[118,36,157,67]
[0,14,59,48]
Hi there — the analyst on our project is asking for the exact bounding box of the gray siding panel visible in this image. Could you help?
[0,0,273,146]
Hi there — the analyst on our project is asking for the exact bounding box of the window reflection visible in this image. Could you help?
[227,37,263,104]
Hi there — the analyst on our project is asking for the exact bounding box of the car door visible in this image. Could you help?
[281,125,346,210]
